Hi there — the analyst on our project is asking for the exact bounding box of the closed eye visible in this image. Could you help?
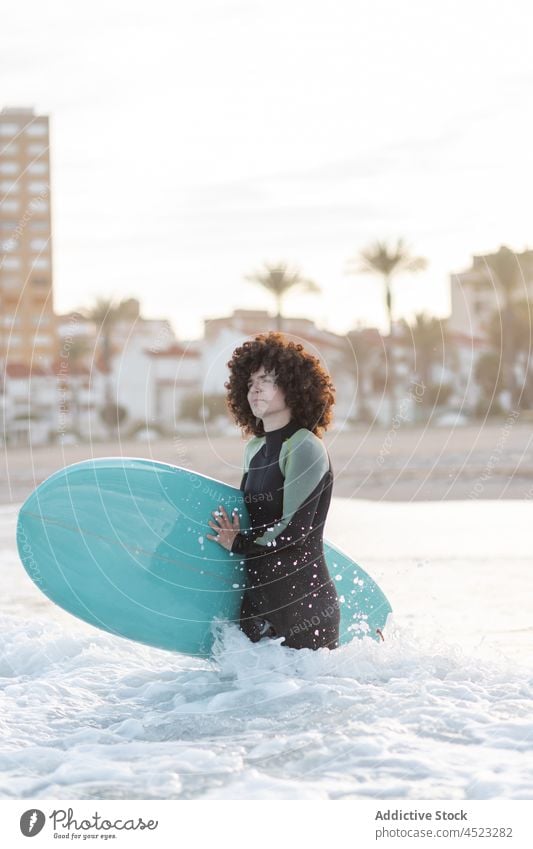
[247,375,275,388]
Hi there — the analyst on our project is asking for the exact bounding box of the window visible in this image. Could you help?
[25,123,47,136]
[27,143,46,155]
[29,220,48,231]
[31,257,49,270]
[34,335,51,345]
[32,315,50,326]
[30,237,48,251]
[0,123,19,136]
[2,257,20,269]
[0,180,19,193]
[8,335,22,346]
[0,238,17,252]
[31,277,48,286]
[28,181,48,193]
[0,161,18,175]
[1,199,20,212]
[29,197,48,211]
[28,162,47,175]
[1,277,19,293]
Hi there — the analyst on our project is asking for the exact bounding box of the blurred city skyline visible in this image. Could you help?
[3,0,533,340]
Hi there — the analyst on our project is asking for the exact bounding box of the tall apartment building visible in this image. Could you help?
[0,106,57,371]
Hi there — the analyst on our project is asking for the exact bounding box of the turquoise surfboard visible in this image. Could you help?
[16,457,392,656]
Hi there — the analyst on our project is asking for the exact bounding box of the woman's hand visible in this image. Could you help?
[206,504,240,551]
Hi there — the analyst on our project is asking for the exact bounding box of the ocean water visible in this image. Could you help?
[1,499,532,800]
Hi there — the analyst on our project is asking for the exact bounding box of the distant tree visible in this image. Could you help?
[64,335,90,436]
[513,298,533,351]
[346,238,427,416]
[484,292,533,409]
[513,299,533,408]
[245,261,320,331]
[79,296,130,435]
[474,350,506,416]
[399,312,450,407]
[423,382,454,408]
[180,393,228,422]
[344,329,382,422]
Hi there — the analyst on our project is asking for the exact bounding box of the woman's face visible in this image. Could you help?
[247,366,288,418]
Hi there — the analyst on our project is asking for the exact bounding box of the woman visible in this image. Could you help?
[206,331,340,650]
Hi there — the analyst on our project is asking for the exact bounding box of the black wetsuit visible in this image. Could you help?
[230,418,340,650]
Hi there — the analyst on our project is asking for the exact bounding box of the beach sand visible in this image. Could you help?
[2,422,532,505]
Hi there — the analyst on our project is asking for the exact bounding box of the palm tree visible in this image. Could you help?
[346,238,427,416]
[484,294,533,411]
[400,312,450,408]
[344,328,384,422]
[65,335,90,436]
[513,298,533,353]
[477,246,526,410]
[79,296,128,435]
[513,299,533,407]
[474,351,506,416]
[245,261,320,331]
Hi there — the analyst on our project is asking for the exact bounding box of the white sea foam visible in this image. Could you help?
[1,499,532,800]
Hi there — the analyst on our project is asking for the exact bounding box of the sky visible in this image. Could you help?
[3,0,533,340]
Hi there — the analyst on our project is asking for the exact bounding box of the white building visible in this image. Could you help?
[54,303,199,438]
[110,332,201,436]
[2,362,67,446]
[201,309,357,428]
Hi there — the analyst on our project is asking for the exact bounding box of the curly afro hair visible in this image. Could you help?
[225,331,336,438]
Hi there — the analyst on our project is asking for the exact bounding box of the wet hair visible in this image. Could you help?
[225,331,335,438]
